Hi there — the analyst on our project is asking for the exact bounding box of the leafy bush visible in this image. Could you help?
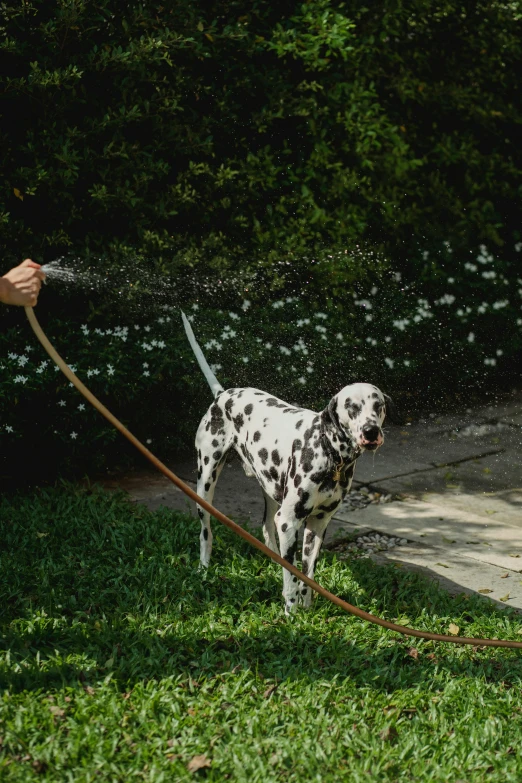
[1,0,521,275]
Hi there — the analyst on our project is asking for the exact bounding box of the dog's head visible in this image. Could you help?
[327,383,392,451]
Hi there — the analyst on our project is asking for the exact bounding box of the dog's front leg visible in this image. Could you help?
[300,514,333,608]
[275,509,302,615]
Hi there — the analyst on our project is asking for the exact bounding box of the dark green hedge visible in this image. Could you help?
[1,0,521,277]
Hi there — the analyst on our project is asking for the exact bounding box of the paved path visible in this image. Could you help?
[104,392,522,609]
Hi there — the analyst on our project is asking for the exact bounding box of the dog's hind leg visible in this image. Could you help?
[195,446,227,569]
[262,491,280,555]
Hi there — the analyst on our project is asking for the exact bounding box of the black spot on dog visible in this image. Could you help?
[295,420,303,430]
[281,523,288,533]
[301,588,307,595]
[283,533,298,564]
[316,512,325,520]
[305,529,316,545]
[262,469,273,482]
[294,474,302,487]
[204,482,211,491]
[345,401,362,419]
[272,449,281,466]
[203,529,209,540]
[293,438,302,452]
[269,466,279,481]
[300,446,314,473]
[253,431,261,442]
[204,456,209,465]
[319,499,340,512]
[211,403,226,433]
[290,456,297,478]
[197,508,204,519]
[213,450,222,460]
[244,403,253,415]
[303,546,311,557]
[233,413,244,433]
[294,491,311,519]
[258,448,268,465]
[266,398,279,407]
[212,439,219,447]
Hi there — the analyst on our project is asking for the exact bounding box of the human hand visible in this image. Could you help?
[0,259,46,307]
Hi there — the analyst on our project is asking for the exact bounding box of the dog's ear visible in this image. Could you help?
[383,394,401,424]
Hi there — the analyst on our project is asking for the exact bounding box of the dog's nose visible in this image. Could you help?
[362,424,380,442]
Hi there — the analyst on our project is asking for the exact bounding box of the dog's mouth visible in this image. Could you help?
[359,434,384,450]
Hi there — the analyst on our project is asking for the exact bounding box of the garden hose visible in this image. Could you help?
[25,305,522,650]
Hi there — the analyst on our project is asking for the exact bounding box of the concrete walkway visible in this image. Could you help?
[104,392,522,609]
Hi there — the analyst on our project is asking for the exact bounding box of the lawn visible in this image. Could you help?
[1,484,522,782]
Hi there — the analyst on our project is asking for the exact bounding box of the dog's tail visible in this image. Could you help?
[181,311,225,398]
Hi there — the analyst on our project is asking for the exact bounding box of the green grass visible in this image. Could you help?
[1,484,522,782]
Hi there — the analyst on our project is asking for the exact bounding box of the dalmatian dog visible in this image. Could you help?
[181,312,393,614]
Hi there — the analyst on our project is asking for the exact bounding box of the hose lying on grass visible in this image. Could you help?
[25,305,522,650]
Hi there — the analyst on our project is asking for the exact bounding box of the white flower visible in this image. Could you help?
[210,364,222,373]
[13,375,28,384]
[354,300,372,310]
[242,357,249,363]
[78,404,85,411]
[265,342,272,349]
[384,358,395,369]
[8,352,18,360]
[58,400,66,407]
[107,364,115,376]
[157,317,165,324]
[477,303,488,314]
[315,325,327,333]
[272,301,284,309]
[403,359,410,366]
[142,342,152,351]
[192,303,199,310]
[146,438,152,444]
[384,336,391,343]
[492,300,508,310]
[314,312,328,319]
[134,325,140,330]
[515,242,522,252]
[298,376,306,384]
[482,270,496,279]
[279,346,291,356]
[5,425,14,433]
[518,318,522,326]
[484,358,497,366]
[17,355,29,367]
[393,319,410,331]
[229,312,240,320]
[447,277,454,284]
[157,340,166,349]
[143,370,150,377]
[242,300,251,311]
[422,251,429,260]
[144,326,151,332]
[357,355,363,361]
[496,349,503,356]
[392,272,402,282]
[143,362,149,368]
[336,333,343,340]
[435,294,456,306]
[467,332,475,343]
[464,262,477,272]
[70,431,78,439]
[371,286,378,295]
[365,314,373,321]
[69,365,77,373]
[24,345,33,352]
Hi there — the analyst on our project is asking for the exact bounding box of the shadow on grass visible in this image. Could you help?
[1,484,522,694]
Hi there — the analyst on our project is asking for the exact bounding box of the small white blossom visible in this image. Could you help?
[78,403,86,411]
[315,325,327,333]
[5,425,14,433]
[58,400,66,407]
[484,358,497,366]
[447,277,454,284]
[146,438,152,444]
[242,357,249,363]
[210,364,222,373]
[336,333,343,340]
[143,370,150,377]
[467,332,475,343]
[464,262,477,272]
[272,301,284,309]
[515,242,522,252]
[314,312,328,319]
[393,319,410,331]
[265,343,272,350]
[229,311,240,320]
[482,270,496,279]
[70,431,78,439]
[298,377,306,385]
[279,346,291,356]
[403,359,410,366]
[192,303,199,310]
[365,314,373,321]
[17,355,29,367]
[143,362,149,368]
[496,349,503,356]
[107,364,115,376]
[384,358,395,369]
[242,300,251,311]
[13,375,28,384]
[144,326,151,332]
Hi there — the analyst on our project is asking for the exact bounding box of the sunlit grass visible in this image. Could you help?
[1,484,522,781]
